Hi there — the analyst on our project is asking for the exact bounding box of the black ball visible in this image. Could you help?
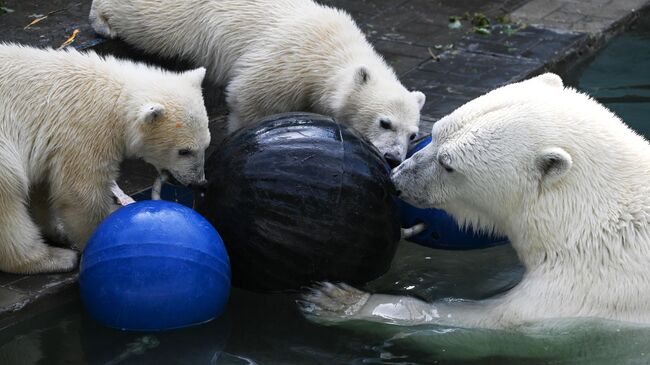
[196,113,400,292]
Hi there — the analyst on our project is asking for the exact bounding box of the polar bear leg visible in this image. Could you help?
[29,183,70,246]
[225,71,277,134]
[226,110,242,135]
[89,0,118,39]
[0,151,78,274]
[300,282,500,328]
[51,179,111,251]
[299,282,372,323]
[225,79,245,134]
[300,282,437,325]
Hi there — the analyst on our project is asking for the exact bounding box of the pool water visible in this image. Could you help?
[564,15,650,131]
[2,17,650,365]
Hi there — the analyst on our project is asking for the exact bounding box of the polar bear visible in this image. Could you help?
[300,73,650,328]
[89,0,425,167]
[0,44,209,274]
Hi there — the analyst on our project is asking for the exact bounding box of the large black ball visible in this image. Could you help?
[196,113,400,292]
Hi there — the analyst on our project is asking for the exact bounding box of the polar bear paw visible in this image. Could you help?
[298,282,371,323]
[45,247,79,272]
[89,2,118,39]
[12,246,79,275]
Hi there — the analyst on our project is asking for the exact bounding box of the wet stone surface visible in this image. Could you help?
[512,0,649,34]
[1,0,99,49]
[0,0,648,322]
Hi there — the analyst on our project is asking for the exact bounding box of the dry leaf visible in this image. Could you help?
[24,8,65,29]
[24,15,48,29]
[57,29,80,50]
[427,47,440,62]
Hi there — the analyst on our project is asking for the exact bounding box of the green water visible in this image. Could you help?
[565,16,650,132]
[2,15,650,365]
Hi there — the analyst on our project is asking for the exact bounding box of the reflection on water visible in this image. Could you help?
[1,14,650,365]
[4,243,650,365]
[0,296,229,365]
[564,15,650,133]
[352,317,650,365]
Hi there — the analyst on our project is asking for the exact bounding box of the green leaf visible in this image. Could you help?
[471,13,491,28]
[448,19,462,29]
[502,24,521,36]
[473,27,491,35]
[496,15,512,25]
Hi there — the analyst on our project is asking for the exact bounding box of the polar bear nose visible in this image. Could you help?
[384,152,402,169]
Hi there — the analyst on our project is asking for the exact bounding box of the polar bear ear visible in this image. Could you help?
[354,66,370,86]
[536,147,572,185]
[412,91,426,110]
[138,103,166,124]
[530,73,563,88]
[183,67,207,88]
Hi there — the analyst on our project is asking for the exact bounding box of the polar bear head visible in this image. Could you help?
[125,67,211,186]
[391,73,643,238]
[334,65,425,168]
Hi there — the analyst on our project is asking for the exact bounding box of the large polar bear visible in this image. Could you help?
[300,73,650,328]
[0,44,210,274]
[89,0,426,167]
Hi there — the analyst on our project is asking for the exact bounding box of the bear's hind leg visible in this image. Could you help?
[29,182,70,247]
[0,158,77,274]
[50,174,113,251]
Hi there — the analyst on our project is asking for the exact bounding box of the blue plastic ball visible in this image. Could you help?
[400,136,508,250]
[80,200,231,331]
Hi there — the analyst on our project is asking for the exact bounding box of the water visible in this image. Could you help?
[2,17,650,365]
[0,243,528,365]
[4,243,650,365]
[564,15,650,131]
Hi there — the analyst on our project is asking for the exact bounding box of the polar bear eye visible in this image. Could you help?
[178,148,193,156]
[409,133,417,141]
[379,119,392,130]
[438,154,454,172]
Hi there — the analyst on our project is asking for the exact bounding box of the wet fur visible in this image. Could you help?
[302,74,650,328]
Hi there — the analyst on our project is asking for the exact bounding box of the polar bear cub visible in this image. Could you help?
[0,44,209,274]
[89,0,425,167]
[301,73,650,328]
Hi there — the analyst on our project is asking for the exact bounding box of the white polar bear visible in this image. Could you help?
[89,0,425,167]
[300,73,650,328]
[0,43,210,274]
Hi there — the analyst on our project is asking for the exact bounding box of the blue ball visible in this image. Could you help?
[80,200,231,331]
[400,136,508,250]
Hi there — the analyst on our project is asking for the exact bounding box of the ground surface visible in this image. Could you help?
[0,0,648,326]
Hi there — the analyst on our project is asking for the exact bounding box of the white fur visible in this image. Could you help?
[89,0,425,164]
[0,44,209,274]
[301,73,650,328]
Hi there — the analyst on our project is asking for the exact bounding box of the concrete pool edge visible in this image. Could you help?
[0,0,648,325]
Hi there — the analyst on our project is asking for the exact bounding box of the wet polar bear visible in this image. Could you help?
[89,0,426,166]
[0,44,209,274]
[301,73,650,328]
